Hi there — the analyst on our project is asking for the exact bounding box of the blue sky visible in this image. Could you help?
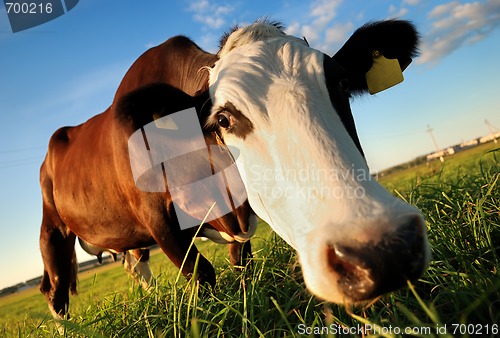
[1,0,499,289]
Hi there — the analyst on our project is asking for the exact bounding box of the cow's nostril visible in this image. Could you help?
[327,245,357,277]
[326,245,375,301]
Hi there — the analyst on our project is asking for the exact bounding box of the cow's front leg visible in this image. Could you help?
[229,241,252,269]
[150,226,216,287]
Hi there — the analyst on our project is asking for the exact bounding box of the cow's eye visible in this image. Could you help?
[217,111,233,129]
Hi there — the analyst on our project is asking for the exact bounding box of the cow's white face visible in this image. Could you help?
[208,23,430,304]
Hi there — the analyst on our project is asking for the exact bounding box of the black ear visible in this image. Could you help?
[332,20,420,95]
[116,83,212,130]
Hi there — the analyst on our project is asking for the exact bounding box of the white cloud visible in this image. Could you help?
[187,0,235,30]
[302,25,320,43]
[285,21,301,36]
[389,4,409,18]
[309,0,342,29]
[193,14,225,29]
[325,21,354,45]
[428,1,459,18]
[403,0,420,5]
[419,0,500,65]
[214,5,232,16]
[189,0,209,12]
[284,0,346,51]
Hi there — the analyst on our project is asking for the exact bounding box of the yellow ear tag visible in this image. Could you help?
[153,113,179,130]
[366,50,404,95]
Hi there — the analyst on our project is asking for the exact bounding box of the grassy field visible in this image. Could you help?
[1,141,499,337]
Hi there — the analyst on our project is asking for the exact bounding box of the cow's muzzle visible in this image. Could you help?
[326,215,429,302]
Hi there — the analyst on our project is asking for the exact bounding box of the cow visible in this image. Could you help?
[39,40,256,320]
[39,18,431,321]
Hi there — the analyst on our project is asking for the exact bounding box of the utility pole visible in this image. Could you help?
[426,125,444,162]
[485,119,498,143]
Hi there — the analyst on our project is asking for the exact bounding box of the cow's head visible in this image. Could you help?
[207,20,430,304]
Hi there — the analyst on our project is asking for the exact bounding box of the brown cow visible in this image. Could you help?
[41,19,431,318]
[39,37,256,319]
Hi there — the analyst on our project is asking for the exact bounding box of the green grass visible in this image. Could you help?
[1,142,499,337]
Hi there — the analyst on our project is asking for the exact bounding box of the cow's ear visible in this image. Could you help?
[115,83,211,129]
[332,20,420,95]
